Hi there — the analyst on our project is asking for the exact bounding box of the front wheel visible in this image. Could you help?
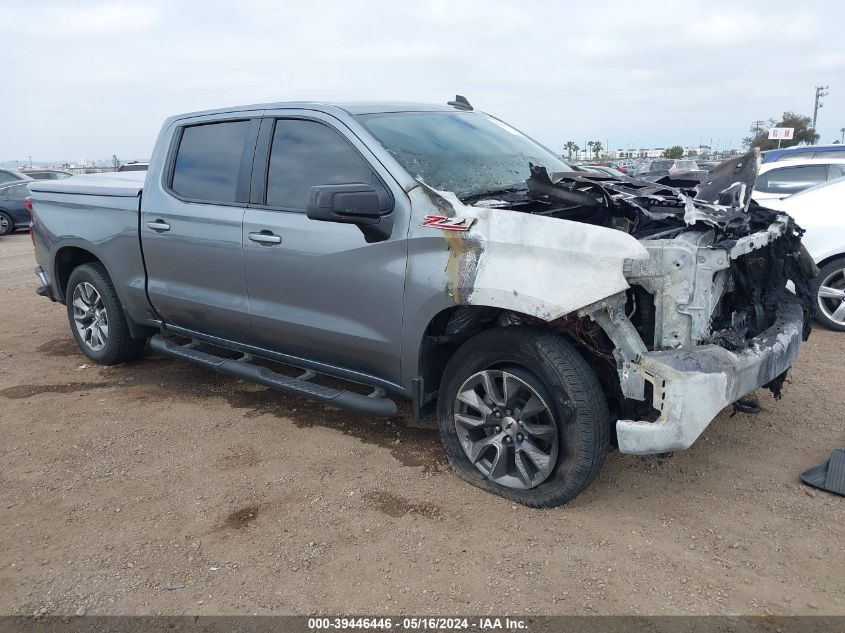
[66,263,147,365]
[437,327,610,508]
[812,257,845,332]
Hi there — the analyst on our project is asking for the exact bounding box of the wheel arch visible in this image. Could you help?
[816,251,845,270]
[53,245,102,303]
[414,304,618,425]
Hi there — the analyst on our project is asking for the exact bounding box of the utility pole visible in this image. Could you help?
[812,85,829,144]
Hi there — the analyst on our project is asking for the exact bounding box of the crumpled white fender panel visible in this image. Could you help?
[422,185,649,320]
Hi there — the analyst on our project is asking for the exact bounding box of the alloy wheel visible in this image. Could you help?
[818,266,845,327]
[72,282,109,352]
[454,369,558,490]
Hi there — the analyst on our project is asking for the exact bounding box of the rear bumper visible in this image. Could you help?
[34,266,56,302]
[616,301,804,455]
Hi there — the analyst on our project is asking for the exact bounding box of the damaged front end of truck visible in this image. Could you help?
[422,149,816,455]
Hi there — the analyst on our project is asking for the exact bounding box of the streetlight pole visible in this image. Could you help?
[813,85,829,144]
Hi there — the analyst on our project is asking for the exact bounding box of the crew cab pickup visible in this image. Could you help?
[28,98,815,507]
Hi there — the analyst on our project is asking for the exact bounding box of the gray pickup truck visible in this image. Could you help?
[28,98,814,507]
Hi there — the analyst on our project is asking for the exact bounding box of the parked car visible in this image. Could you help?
[116,161,149,172]
[762,177,845,331]
[28,100,814,507]
[0,168,33,185]
[582,161,629,174]
[0,180,32,236]
[751,158,845,202]
[578,164,624,178]
[23,169,73,180]
[636,159,707,187]
[695,160,720,171]
[762,144,845,164]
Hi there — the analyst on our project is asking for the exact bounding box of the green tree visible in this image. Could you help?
[112,154,121,170]
[586,141,594,160]
[743,112,819,150]
[563,141,578,161]
[592,141,603,159]
[663,145,684,159]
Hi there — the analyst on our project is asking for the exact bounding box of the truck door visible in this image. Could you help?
[141,116,260,340]
[242,113,408,385]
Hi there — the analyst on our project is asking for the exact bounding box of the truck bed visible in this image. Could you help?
[28,171,145,198]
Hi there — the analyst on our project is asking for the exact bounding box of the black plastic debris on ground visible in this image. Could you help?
[801,449,845,497]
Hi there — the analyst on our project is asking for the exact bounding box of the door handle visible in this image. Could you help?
[248,231,282,245]
[147,219,171,232]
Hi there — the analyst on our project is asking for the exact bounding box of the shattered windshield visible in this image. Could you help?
[358,111,571,199]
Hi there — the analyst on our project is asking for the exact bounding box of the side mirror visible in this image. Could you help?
[307,183,393,242]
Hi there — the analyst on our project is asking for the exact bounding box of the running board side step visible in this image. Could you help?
[149,335,398,417]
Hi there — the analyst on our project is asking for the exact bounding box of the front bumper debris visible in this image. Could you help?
[615,301,803,455]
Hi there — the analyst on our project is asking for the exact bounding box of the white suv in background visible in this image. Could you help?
[752,158,845,202]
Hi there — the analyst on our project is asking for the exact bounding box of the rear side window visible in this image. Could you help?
[0,171,20,185]
[265,119,375,210]
[757,165,827,194]
[171,120,250,203]
[828,164,845,180]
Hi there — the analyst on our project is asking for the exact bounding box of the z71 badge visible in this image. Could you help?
[420,215,476,231]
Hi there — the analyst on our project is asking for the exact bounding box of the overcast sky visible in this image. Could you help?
[1,0,843,163]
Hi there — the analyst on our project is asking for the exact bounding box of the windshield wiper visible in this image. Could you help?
[461,185,528,202]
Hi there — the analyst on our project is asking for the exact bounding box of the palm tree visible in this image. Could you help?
[592,140,603,160]
[586,141,594,160]
[563,141,577,161]
[841,127,844,144]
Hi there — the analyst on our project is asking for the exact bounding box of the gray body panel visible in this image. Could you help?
[241,107,411,383]
[29,183,156,327]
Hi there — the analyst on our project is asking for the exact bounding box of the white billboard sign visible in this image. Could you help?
[768,128,795,140]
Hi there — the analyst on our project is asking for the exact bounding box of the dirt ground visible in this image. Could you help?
[0,232,843,617]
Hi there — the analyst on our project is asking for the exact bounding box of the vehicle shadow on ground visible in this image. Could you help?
[23,337,450,474]
[13,334,782,511]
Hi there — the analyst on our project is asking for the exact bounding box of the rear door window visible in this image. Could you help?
[757,165,827,194]
[170,120,250,203]
[265,119,376,210]
[827,164,845,180]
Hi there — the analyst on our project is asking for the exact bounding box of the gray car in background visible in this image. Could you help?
[27,99,815,506]
[0,168,33,185]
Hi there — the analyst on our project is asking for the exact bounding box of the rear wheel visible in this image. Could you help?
[812,258,845,332]
[66,263,146,365]
[0,211,13,236]
[437,327,610,508]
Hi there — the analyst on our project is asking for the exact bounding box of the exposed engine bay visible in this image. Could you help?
[459,149,816,402]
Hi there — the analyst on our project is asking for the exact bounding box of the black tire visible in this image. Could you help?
[811,257,845,332]
[437,327,610,508]
[65,263,146,365]
[0,211,13,236]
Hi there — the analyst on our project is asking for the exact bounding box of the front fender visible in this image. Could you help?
[423,185,648,320]
[399,184,648,392]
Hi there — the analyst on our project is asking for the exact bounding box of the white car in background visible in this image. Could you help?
[752,158,845,202]
[764,177,845,331]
